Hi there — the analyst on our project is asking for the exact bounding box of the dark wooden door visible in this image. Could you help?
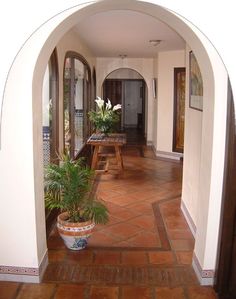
[103,79,122,130]
[173,68,186,153]
[103,79,122,106]
[215,81,236,299]
[103,79,146,133]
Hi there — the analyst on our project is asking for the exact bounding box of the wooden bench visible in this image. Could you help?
[87,133,126,173]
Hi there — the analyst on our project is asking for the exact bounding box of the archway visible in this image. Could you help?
[0,0,228,285]
[102,68,147,142]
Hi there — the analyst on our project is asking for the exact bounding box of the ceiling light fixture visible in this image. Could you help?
[119,54,127,59]
[149,39,162,46]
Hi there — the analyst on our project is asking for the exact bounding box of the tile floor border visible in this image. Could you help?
[44,263,198,286]
[152,199,172,251]
[88,195,183,252]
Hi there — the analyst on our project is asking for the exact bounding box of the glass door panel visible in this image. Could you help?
[64,57,72,153]
[63,53,91,159]
[74,59,84,157]
[42,64,52,166]
[42,50,59,236]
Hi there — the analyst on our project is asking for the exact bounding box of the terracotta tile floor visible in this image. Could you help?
[0,145,218,298]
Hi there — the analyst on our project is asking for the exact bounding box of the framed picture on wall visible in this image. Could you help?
[152,78,157,99]
[189,51,203,111]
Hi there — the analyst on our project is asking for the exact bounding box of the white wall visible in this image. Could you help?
[182,45,202,227]
[0,0,229,285]
[0,3,94,281]
[153,50,185,153]
[193,36,228,275]
[96,57,155,141]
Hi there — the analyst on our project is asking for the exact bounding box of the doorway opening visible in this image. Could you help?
[0,0,228,287]
[173,67,186,153]
[102,68,147,145]
[42,48,59,237]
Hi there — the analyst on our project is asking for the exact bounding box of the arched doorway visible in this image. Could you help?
[0,1,228,285]
[42,48,60,236]
[102,68,147,144]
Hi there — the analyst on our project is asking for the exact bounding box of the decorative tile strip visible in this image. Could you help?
[43,126,50,141]
[75,109,83,117]
[0,265,39,276]
[202,270,215,278]
[193,253,214,278]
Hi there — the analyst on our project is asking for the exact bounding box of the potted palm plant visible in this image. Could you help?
[44,152,109,250]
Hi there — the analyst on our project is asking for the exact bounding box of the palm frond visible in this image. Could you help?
[44,152,109,224]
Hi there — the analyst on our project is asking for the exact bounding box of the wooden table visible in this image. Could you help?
[87,133,126,173]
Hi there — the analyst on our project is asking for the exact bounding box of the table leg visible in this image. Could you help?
[115,145,124,171]
[91,145,99,170]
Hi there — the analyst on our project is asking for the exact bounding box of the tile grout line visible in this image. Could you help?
[49,283,58,299]
[14,282,23,299]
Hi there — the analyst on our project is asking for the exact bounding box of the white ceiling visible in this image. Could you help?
[74,10,185,58]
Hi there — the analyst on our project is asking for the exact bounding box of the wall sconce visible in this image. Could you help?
[119,54,127,59]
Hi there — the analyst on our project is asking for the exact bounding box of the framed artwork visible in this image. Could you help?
[189,51,203,111]
[152,78,157,99]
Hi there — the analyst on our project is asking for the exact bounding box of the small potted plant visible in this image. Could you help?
[88,96,121,134]
[44,152,109,250]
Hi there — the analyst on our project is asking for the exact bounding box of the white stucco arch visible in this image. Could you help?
[0,0,228,284]
[98,64,149,100]
[98,65,149,89]
[104,68,145,80]
[97,64,150,138]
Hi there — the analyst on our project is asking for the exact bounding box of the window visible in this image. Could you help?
[63,53,91,158]
[42,49,59,165]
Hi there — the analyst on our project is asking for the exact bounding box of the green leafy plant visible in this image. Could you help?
[44,152,109,224]
[88,97,121,134]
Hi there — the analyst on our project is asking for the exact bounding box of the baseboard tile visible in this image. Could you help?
[180,202,215,285]
[0,250,48,283]
[192,253,215,286]
[181,200,196,238]
[0,273,41,283]
[39,250,48,282]
[155,149,183,161]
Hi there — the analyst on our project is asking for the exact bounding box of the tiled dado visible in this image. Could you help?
[0,265,39,276]
[180,200,196,238]
[192,253,215,285]
[0,252,48,283]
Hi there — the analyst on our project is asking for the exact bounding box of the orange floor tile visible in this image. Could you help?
[0,144,218,299]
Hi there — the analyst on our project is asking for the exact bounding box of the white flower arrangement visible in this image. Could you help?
[88,97,122,134]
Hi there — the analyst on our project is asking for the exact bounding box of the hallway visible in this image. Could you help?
[0,146,217,298]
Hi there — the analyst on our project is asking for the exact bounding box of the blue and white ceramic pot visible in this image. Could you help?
[57,212,95,250]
